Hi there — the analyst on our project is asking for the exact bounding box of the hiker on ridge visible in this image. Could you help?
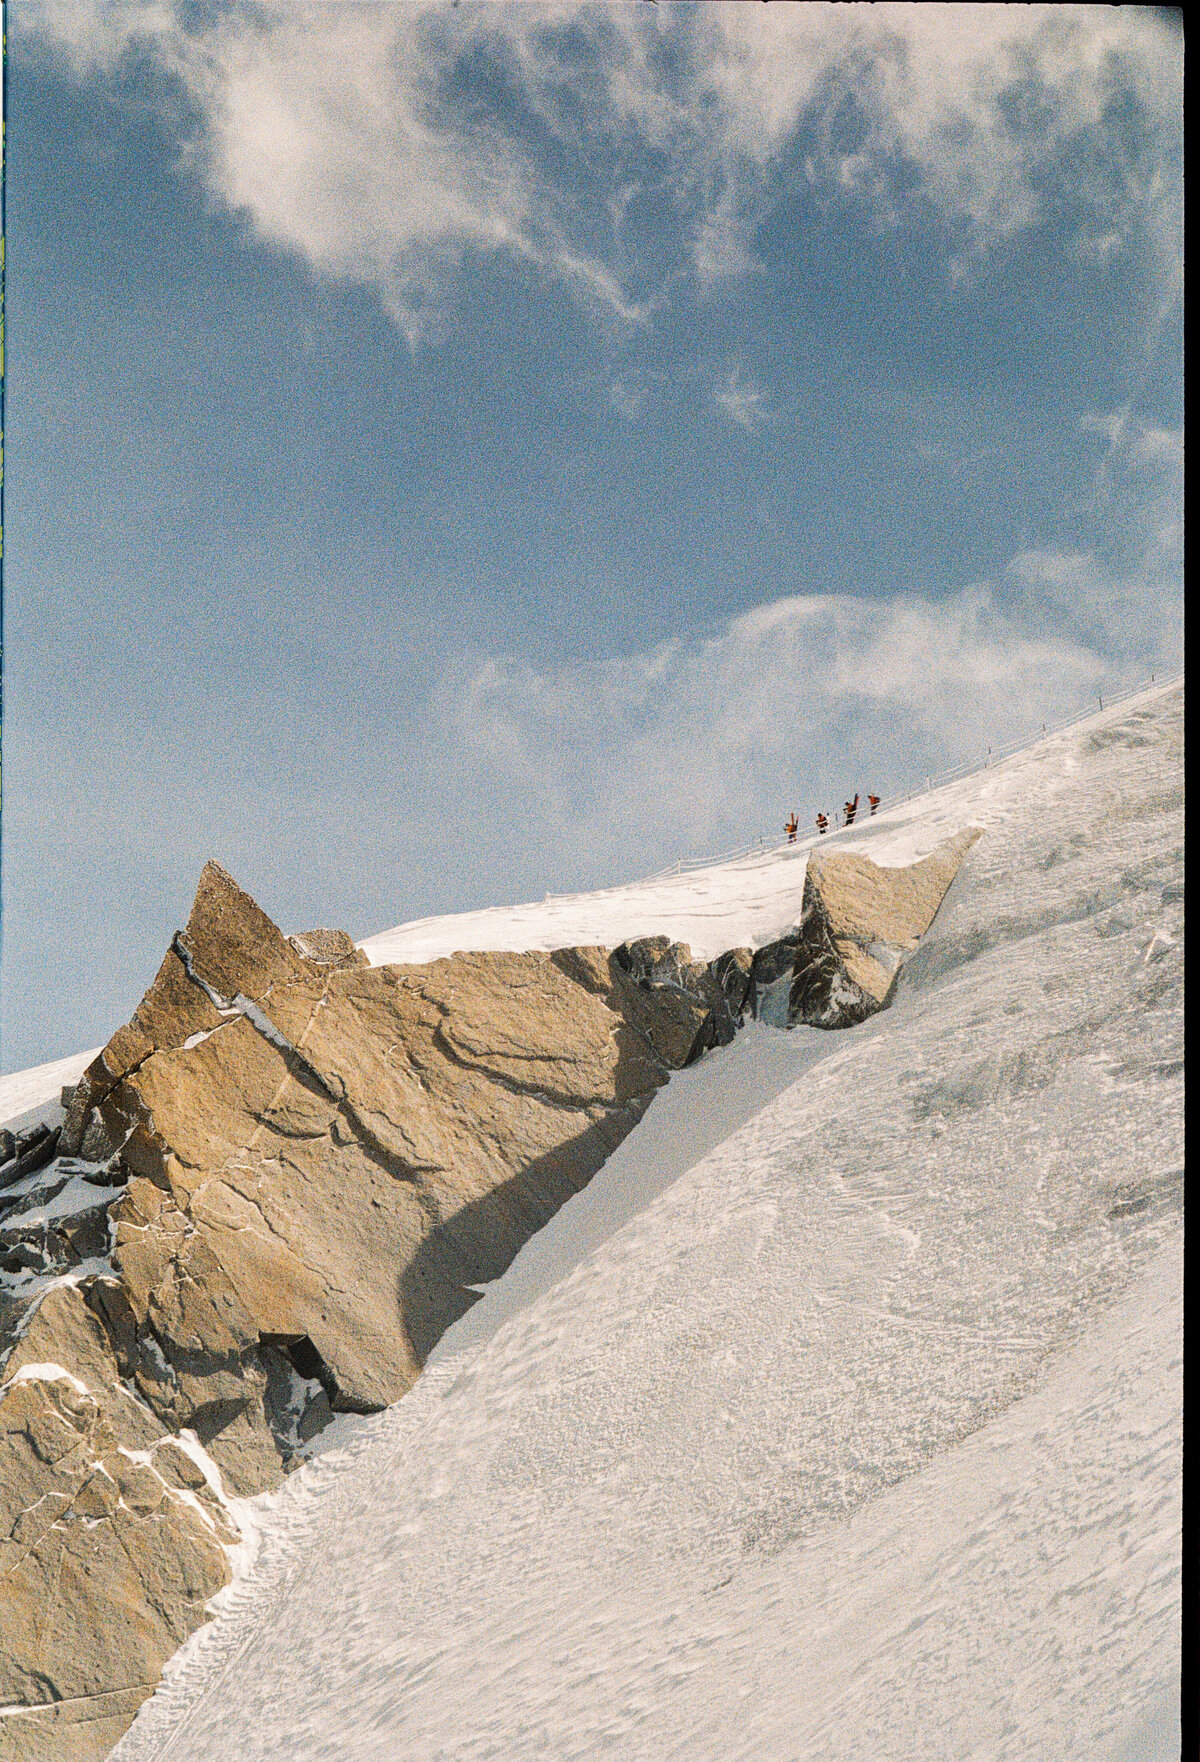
[785,813,798,844]
[815,812,829,835]
[868,793,881,815]
[844,794,859,826]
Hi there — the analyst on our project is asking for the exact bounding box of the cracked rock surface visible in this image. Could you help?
[0,1289,235,1762]
[1,835,977,1759]
[748,830,982,1028]
[49,865,714,1471]
[0,866,755,1757]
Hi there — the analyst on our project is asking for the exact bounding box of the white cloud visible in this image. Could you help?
[22,1,1182,341]
[413,396,1180,879]
[23,0,174,72]
[419,560,1175,887]
[714,369,769,433]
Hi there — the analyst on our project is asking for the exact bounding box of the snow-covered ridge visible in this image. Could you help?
[359,679,1178,968]
[107,678,1182,1762]
[0,1047,101,1138]
[2,680,1177,1122]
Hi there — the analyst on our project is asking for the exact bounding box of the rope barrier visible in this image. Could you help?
[641,668,1183,882]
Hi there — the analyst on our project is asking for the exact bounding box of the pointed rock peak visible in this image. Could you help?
[179,861,307,1005]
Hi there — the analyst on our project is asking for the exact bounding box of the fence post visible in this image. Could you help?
[640,669,1175,889]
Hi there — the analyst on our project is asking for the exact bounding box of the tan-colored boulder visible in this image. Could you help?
[809,829,983,950]
[39,866,696,1488]
[1,836,979,1758]
[2,865,693,1758]
[787,829,982,1026]
[0,1683,157,1762]
[177,858,312,1004]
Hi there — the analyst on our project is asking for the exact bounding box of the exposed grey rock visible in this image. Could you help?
[0,1126,63,1194]
[0,1180,111,1281]
[710,946,755,1024]
[610,935,741,1064]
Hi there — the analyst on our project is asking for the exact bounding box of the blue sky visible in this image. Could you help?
[3,2,1183,1072]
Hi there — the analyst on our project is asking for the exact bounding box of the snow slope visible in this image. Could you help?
[356,765,966,969]
[43,683,1192,1760]
[0,1046,100,1138]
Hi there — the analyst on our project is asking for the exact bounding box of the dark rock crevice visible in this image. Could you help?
[430,1018,636,1114]
[0,1126,64,1194]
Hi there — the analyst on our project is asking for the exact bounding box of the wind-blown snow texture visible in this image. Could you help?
[111,684,1182,1762]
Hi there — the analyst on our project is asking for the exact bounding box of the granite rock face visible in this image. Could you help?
[0,833,978,1758]
[0,1290,236,1762]
[1,866,750,1757]
[745,830,982,1029]
[52,865,709,1475]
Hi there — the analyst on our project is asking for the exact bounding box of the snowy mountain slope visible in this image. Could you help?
[117,1236,1182,1762]
[0,1048,100,1139]
[0,680,1164,1124]
[356,685,1163,970]
[106,679,1183,1762]
[356,761,956,969]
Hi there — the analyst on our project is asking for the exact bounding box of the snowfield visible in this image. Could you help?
[0,1047,101,1139]
[357,767,972,969]
[8,683,1183,1761]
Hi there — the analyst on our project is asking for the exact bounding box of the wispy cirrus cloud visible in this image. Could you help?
[425,584,1104,883]
[22,1,1182,343]
[421,570,1177,900]
[421,403,1180,871]
[713,369,770,433]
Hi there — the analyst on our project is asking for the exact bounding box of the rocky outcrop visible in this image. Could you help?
[47,869,721,1476]
[1,867,753,1756]
[745,830,982,1029]
[0,1291,235,1762]
[609,935,746,1062]
[0,1125,64,1193]
[0,832,979,1757]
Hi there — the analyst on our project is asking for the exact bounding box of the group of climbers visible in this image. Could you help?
[785,792,881,843]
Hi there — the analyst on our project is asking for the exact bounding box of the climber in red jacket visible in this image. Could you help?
[815,812,829,835]
[785,813,798,844]
[868,793,881,815]
[844,794,859,826]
